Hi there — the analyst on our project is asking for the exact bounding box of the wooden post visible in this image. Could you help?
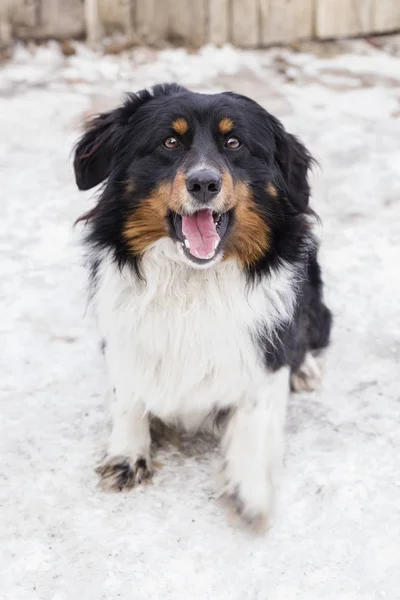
[209,0,229,45]
[231,0,259,47]
[316,0,374,38]
[167,0,206,47]
[10,0,38,35]
[97,0,135,38]
[10,0,84,40]
[373,0,400,33]
[85,0,103,44]
[136,0,206,47]
[136,0,169,45]
[260,0,314,45]
[0,0,12,49]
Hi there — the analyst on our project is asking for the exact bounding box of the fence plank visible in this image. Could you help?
[167,0,206,47]
[209,0,229,45]
[11,0,84,39]
[136,0,169,44]
[43,0,85,38]
[373,0,400,32]
[11,0,38,31]
[260,0,313,44]
[84,0,103,43]
[4,0,400,49]
[98,0,134,37]
[136,0,206,47]
[231,0,259,46]
[0,0,12,49]
[316,0,374,38]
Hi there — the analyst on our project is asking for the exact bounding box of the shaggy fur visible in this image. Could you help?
[73,84,332,528]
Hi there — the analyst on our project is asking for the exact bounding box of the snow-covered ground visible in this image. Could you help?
[1,39,400,599]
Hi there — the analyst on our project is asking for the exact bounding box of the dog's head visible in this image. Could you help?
[74,84,313,271]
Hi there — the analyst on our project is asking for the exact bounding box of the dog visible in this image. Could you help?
[73,84,332,528]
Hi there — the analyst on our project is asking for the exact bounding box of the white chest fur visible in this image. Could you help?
[94,239,296,427]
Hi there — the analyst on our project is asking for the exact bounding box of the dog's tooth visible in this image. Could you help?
[184,239,190,249]
[213,240,219,250]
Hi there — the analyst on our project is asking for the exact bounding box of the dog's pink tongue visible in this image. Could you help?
[182,210,219,260]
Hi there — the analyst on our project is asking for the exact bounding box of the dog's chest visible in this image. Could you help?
[96,244,293,421]
[141,269,260,376]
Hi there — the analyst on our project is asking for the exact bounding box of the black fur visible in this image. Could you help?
[260,256,332,372]
[73,84,331,376]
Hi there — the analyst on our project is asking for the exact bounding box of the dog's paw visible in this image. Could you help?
[218,470,274,532]
[223,489,269,532]
[96,455,152,492]
[291,352,322,393]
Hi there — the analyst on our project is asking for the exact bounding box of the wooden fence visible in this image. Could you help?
[1,0,400,49]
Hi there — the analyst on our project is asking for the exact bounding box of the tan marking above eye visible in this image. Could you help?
[172,118,188,135]
[219,118,234,134]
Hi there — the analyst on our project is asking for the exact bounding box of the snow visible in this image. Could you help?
[1,39,400,599]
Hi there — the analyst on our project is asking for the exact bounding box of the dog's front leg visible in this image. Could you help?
[96,338,152,492]
[219,367,290,529]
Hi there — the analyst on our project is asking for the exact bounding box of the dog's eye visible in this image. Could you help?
[225,137,241,150]
[163,137,180,149]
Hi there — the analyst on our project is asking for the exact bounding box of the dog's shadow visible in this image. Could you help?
[150,417,219,461]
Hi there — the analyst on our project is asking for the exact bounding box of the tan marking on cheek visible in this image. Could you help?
[123,183,171,255]
[214,170,235,212]
[224,182,270,267]
[123,170,194,254]
[219,118,234,135]
[169,169,190,214]
[266,182,278,198]
[172,118,188,136]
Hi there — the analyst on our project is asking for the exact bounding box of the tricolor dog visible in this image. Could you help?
[73,84,332,528]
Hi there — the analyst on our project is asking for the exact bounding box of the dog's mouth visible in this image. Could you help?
[170,209,231,264]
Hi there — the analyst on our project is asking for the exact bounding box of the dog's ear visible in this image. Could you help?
[73,89,152,191]
[73,85,185,191]
[274,129,313,213]
[73,108,124,191]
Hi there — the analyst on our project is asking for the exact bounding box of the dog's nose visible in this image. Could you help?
[186,170,222,204]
